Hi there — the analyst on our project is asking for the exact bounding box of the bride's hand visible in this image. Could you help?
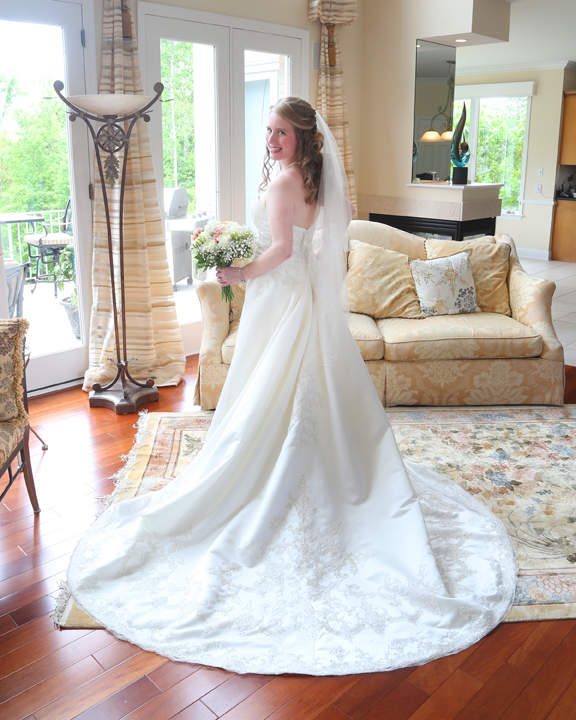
[216,267,243,286]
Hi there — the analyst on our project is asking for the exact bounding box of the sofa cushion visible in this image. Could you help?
[425,238,511,316]
[0,421,25,467]
[223,312,386,364]
[376,313,543,362]
[0,318,29,423]
[347,220,427,259]
[348,313,384,360]
[409,252,479,317]
[347,240,423,319]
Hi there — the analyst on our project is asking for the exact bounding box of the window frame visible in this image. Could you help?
[455,82,535,219]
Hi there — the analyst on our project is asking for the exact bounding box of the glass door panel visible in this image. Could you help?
[0,0,92,391]
[142,15,231,221]
[142,15,230,326]
[244,51,290,229]
[0,20,78,351]
[232,30,303,223]
[160,40,217,219]
[159,38,218,305]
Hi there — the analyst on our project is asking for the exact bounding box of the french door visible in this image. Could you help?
[138,3,308,225]
[0,0,94,391]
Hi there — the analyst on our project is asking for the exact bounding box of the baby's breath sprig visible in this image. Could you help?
[193,221,256,301]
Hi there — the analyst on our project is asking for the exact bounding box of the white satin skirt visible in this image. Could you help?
[67,271,517,675]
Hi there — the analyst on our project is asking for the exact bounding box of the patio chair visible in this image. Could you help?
[4,259,31,318]
[25,198,73,296]
[0,318,40,513]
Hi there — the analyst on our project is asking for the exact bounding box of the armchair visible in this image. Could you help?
[0,319,40,512]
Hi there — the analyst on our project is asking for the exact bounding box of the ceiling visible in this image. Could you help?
[456,0,576,75]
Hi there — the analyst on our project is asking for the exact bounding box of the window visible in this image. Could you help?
[137,2,308,349]
[455,82,534,215]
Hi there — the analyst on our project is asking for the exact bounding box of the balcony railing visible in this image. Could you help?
[1,208,68,264]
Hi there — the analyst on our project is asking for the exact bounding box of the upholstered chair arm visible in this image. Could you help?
[508,258,563,362]
[194,282,231,409]
[197,282,230,363]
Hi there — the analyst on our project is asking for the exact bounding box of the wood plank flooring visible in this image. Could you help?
[1,356,575,720]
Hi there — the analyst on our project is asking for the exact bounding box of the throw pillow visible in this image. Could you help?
[347,240,424,319]
[425,238,511,315]
[409,251,479,317]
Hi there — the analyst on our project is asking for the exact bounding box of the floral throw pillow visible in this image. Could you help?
[408,251,479,317]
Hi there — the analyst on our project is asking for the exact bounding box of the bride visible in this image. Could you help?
[67,97,517,676]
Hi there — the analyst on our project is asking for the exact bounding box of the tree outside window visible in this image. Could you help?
[453,95,530,213]
[160,40,196,212]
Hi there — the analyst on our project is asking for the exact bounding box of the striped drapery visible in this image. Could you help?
[309,0,358,211]
[83,0,185,392]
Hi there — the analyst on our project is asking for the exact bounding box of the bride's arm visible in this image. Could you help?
[216,175,297,286]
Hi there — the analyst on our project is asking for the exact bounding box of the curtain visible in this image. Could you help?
[309,0,358,211]
[83,0,185,392]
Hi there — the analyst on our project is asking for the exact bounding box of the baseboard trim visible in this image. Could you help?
[28,378,85,397]
[516,247,550,261]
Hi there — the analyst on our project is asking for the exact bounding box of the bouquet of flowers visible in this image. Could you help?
[192,220,256,302]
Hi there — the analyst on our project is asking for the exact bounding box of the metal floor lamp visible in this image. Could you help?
[54,80,164,414]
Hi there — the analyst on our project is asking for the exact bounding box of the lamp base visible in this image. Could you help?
[89,380,159,414]
[452,166,468,185]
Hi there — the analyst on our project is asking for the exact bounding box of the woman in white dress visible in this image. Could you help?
[66,97,517,676]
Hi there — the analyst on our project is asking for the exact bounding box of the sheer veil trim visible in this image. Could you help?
[313,112,354,363]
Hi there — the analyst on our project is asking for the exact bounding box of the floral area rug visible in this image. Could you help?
[57,406,576,628]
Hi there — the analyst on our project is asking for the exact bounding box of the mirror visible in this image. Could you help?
[412,40,456,183]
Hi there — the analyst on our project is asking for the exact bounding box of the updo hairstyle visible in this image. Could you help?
[259,96,324,204]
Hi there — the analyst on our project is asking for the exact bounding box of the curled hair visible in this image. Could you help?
[259,96,324,204]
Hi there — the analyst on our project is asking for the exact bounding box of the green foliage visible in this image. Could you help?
[452,97,528,212]
[160,40,195,212]
[0,73,70,213]
[476,97,527,212]
[54,244,78,308]
[0,72,70,261]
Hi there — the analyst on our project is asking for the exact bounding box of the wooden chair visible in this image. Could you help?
[0,319,40,512]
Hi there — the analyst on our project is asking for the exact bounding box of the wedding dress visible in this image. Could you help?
[67,195,517,676]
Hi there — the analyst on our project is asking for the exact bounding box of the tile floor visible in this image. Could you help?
[520,256,576,367]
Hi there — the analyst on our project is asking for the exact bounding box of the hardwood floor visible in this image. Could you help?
[1,357,575,720]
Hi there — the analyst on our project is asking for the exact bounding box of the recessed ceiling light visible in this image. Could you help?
[455,38,467,43]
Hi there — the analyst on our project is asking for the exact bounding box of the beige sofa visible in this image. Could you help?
[194,221,564,409]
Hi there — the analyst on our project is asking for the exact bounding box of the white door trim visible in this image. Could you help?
[0,0,97,391]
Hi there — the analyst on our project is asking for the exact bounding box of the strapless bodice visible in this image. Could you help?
[251,197,315,253]
[248,197,318,298]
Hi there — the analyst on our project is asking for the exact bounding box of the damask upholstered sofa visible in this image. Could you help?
[194,221,564,409]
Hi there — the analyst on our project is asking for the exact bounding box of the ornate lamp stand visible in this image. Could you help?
[54,80,164,414]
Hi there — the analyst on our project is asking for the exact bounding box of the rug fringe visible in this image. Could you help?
[96,410,151,515]
[52,578,71,628]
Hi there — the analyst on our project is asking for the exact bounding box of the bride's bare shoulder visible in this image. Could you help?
[266,171,302,206]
